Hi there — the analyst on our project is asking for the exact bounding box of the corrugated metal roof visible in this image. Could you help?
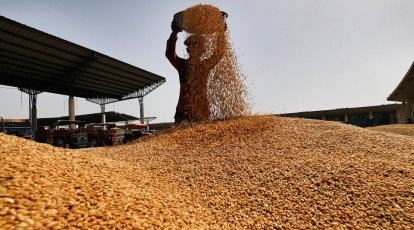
[388,61,414,102]
[0,15,165,100]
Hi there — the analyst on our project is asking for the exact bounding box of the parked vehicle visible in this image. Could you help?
[122,123,151,144]
[0,118,33,139]
[85,123,115,147]
[105,127,125,146]
[46,120,88,148]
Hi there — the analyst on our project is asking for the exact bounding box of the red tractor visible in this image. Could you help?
[46,120,88,148]
[122,123,151,144]
[105,127,126,146]
[85,123,115,147]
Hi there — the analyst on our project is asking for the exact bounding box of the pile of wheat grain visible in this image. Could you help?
[368,124,414,137]
[1,115,414,228]
[183,4,249,121]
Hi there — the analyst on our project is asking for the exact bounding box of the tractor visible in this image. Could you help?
[122,123,151,144]
[47,120,88,148]
[85,123,115,147]
[105,127,126,146]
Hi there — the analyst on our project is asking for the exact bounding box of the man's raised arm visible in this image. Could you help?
[165,20,182,70]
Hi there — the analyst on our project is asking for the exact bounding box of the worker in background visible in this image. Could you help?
[165,19,224,124]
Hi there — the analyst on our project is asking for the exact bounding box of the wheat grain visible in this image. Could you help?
[1,116,414,228]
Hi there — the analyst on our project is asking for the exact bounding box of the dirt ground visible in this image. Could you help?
[1,115,414,229]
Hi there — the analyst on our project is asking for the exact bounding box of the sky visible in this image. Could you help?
[1,0,414,123]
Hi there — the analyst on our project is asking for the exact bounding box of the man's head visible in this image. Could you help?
[184,34,206,57]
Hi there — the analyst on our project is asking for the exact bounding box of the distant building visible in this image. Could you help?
[280,104,400,127]
[388,61,414,124]
[281,60,414,126]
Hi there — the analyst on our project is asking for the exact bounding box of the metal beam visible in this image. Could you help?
[122,80,166,100]
[66,53,100,93]
[3,71,126,98]
[85,80,166,106]
[19,88,43,95]
[86,97,119,105]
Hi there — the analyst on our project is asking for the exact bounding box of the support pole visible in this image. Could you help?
[402,101,413,124]
[344,113,349,123]
[368,111,373,120]
[69,95,75,129]
[29,94,33,125]
[31,94,37,139]
[391,111,397,124]
[100,104,106,124]
[19,89,42,139]
[138,96,144,124]
[410,103,414,121]
[397,102,405,124]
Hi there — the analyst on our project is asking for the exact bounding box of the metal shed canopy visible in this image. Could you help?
[0,15,165,100]
[388,61,414,102]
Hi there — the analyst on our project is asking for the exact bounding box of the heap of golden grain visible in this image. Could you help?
[182,4,249,121]
[368,124,414,137]
[1,115,413,229]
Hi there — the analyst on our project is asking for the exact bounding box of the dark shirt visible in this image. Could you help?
[165,33,189,121]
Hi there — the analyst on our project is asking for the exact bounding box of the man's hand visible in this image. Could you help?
[171,19,182,33]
